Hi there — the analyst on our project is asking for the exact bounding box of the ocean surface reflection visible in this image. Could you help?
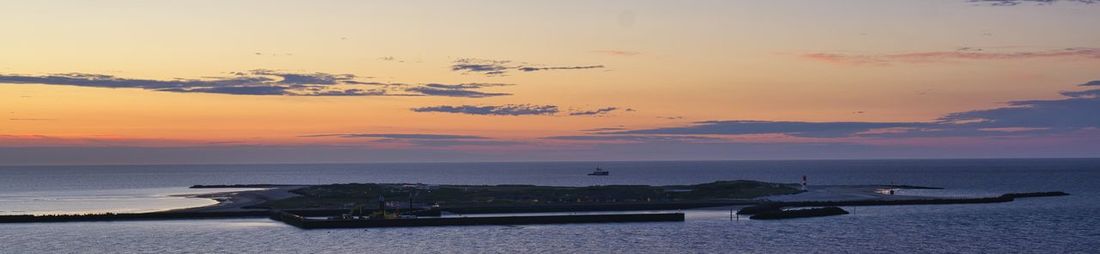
[1,159,1098,253]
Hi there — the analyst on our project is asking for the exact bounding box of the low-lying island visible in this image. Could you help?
[0,180,1071,226]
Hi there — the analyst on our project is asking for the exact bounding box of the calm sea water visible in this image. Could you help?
[1,159,1098,253]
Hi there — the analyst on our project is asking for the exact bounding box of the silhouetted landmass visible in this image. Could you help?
[0,181,796,224]
[0,182,1069,225]
[255,180,803,211]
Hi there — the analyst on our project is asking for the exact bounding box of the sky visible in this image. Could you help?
[1,0,1099,165]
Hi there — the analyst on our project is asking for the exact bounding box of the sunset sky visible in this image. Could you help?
[2,0,1099,164]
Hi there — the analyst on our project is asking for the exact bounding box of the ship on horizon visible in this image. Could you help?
[588,165,610,176]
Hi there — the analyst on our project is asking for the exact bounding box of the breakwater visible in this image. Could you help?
[739,191,1070,215]
[443,201,753,214]
[1001,191,1069,199]
[271,211,685,229]
[750,207,849,220]
[190,184,300,188]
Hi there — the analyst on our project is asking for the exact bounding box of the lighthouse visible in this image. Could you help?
[378,194,387,218]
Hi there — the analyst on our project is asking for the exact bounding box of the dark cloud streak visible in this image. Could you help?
[969,0,1098,6]
[569,107,620,116]
[451,59,511,75]
[612,121,926,138]
[450,58,605,76]
[582,127,626,132]
[803,48,1100,66]
[0,71,514,98]
[411,104,560,116]
[411,105,627,117]
[404,86,511,98]
[605,80,1100,139]
[517,65,605,72]
[543,135,721,143]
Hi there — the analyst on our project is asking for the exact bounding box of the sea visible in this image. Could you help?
[1,159,1098,253]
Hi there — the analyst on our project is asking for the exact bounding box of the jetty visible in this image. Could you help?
[271,211,685,229]
[749,207,849,220]
[739,191,1070,215]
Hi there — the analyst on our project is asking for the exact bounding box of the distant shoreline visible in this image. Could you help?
[0,181,1069,224]
[33,182,958,215]
[167,185,309,213]
[158,182,963,215]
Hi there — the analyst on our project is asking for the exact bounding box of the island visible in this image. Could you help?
[252,180,802,213]
[0,180,1070,228]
